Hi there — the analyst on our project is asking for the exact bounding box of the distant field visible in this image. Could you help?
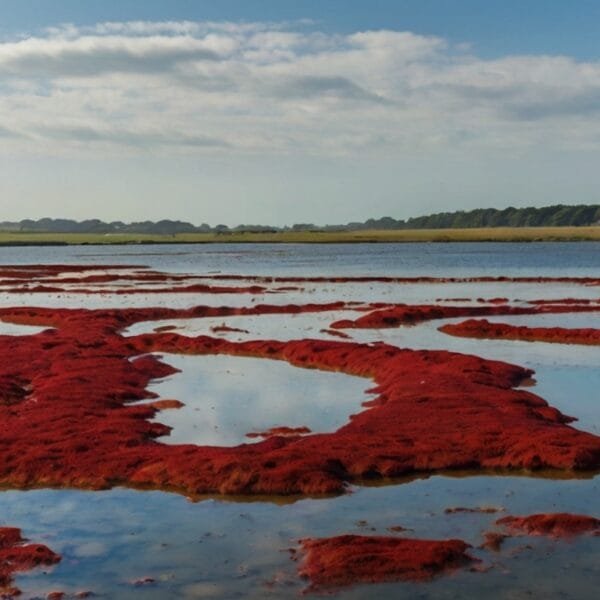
[0,226,599,245]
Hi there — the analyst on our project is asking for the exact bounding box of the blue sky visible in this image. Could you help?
[3,0,599,59]
[0,1,599,225]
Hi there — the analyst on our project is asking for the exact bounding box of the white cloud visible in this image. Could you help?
[1,20,600,157]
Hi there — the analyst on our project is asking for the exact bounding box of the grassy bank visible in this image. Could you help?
[0,226,599,246]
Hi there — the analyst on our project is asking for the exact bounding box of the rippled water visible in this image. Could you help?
[1,241,599,276]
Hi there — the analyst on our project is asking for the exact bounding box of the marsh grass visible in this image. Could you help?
[0,226,599,245]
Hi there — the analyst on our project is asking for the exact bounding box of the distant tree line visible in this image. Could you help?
[1,204,598,234]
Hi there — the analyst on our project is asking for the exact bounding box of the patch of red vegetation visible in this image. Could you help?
[0,527,61,597]
[0,264,141,279]
[298,535,476,591]
[210,324,251,334]
[188,274,600,285]
[440,319,600,345]
[387,525,413,533]
[3,283,267,295]
[246,426,312,439]
[0,264,277,294]
[0,299,599,496]
[529,298,600,305]
[331,303,600,329]
[2,267,600,288]
[496,513,600,538]
[477,297,509,304]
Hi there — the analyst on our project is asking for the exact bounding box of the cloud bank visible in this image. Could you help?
[2,20,600,156]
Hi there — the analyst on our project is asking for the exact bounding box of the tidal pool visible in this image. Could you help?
[0,319,49,335]
[143,353,374,446]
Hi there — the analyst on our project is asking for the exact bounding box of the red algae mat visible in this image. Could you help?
[0,527,60,597]
[1,299,599,496]
[331,302,600,329]
[495,513,600,538]
[440,319,600,345]
[298,535,476,591]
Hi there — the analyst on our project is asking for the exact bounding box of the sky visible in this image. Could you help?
[1,0,599,226]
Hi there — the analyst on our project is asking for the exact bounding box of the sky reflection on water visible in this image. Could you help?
[145,353,373,446]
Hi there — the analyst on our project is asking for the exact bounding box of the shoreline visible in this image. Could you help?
[0,226,599,246]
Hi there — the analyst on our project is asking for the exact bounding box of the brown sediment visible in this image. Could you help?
[480,532,508,552]
[319,328,352,339]
[297,535,476,590]
[130,577,156,586]
[153,325,177,333]
[246,426,312,439]
[0,526,61,597]
[444,506,504,514]
[147,399,185,410]
[496,513,600,537]
[211,324,251,334]
[477,297,509,304]
[0,300,599,497]
[440,319,600,345]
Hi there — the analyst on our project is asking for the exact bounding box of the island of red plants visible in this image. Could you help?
[298,535,476,591]
[0,527,60,597]
[496,513,600,537]
[440,319,600,345]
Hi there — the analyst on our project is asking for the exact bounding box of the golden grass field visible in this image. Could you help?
[0,226,599,245]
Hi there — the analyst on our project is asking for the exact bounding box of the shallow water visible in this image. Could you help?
[3,475,599,599]
[0,242,598,598]
[144,353,373,446]
[123,309,364,342]
[0,319,49,335]
[1,241,600,277]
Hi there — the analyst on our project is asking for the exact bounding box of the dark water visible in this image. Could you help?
[0,243,598,599]
[1,241,599,276]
